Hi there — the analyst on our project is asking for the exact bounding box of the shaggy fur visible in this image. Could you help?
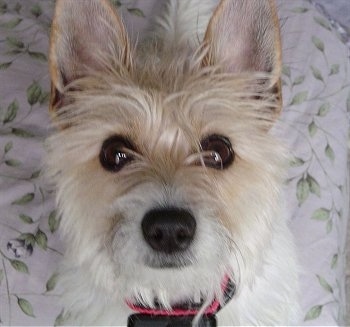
[46,0,300,325]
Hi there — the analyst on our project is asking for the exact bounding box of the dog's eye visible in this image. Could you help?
[200,134,234,169]
[99,136,135,172]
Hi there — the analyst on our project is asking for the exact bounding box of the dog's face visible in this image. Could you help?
[47,0,284,309]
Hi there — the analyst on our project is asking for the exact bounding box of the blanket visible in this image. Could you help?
[0,0,349,325]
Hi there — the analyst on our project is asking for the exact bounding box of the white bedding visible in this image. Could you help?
[0,0,349,325]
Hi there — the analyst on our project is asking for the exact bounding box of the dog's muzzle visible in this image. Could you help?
[126,276,236,327]
[128,207,235,326]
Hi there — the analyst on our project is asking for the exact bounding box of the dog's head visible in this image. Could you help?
[47,0,283,311]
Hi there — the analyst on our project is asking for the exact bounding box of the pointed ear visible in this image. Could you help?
[203,0,282,113]
[49,0,132,114]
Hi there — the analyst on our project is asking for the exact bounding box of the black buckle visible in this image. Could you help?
[127,314,217,327]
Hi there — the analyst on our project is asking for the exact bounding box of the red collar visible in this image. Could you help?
[126,275,235,317]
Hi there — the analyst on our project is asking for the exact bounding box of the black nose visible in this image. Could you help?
[142,208,196,254]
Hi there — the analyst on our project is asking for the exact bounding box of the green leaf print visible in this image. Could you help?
[110,0,122,7]
[282,65,291,78]
[331,254,338,269]
[10,259,29,274]
[5,159,21,167]
[325,144,335,162]
[307,174,320,197]
[11,193,35,205]
[46,272,59,292]
[30,4,42,18]
[311,208,330,221]
[291,7,309,14]
[290,91,308,105]
[290,156,305,167]
[313,16,332,31]
[27,81,42,105]
[1,17,22,28]
[304,305,322,321]
[3,100,19,124]
[317,103,330,117]
[326,219,333,233]
[6,36,24,49]
[311,36,325,52]
[0,269,4,285]
[311,65,323,82]
[0,61,12,70]
[329,64,339,75]
[316,275,333,293]
[292,75,305,86]
[28,51,47,61]
[18,233,36,247]
[297,178,309,205]
[127,8,145,17]
[4,141,13,153]
[0,1,8,14]
[19,214,34,224]
[308,121,318,137]
[49,210,60,233]
[35,229,48,250]
[17,297,35,317]
[11,128,35,138]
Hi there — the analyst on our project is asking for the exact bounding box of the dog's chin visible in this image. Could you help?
[118,254,232,314]
[125,272,235,314]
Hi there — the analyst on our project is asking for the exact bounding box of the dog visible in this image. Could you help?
[46,0,300,325]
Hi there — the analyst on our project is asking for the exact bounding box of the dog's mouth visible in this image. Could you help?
[126,276,236,316]
[144,252,194,269]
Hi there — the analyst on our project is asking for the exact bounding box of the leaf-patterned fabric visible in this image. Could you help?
[0,0,349,325]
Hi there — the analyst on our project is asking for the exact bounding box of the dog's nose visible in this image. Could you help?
[142,208,196,254]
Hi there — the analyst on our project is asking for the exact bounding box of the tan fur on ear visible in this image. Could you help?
[49,0,132,115]
[203,0,282,116]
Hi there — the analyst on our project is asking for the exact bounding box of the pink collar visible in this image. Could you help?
[126,275,235,317]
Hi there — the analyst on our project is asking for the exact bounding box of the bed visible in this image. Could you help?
[0,0,349,325]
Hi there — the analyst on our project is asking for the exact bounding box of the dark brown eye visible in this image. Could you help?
[200,134,234,169]
[99,136,135,172]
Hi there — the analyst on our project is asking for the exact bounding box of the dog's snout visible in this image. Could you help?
[142,208,196,254]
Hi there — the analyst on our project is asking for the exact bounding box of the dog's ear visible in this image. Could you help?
[49,0,131,114]
[203,0,282,114]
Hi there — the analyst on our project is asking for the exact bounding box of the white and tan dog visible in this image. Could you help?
[46,0,300,325]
